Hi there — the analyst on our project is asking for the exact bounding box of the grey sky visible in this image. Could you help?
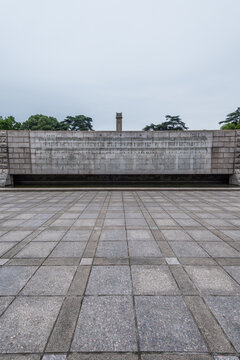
[0,0,239,130]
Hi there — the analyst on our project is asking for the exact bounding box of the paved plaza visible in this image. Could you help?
[0,190,240,359]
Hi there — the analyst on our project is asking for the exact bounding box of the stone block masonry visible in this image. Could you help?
[0,129,239,186]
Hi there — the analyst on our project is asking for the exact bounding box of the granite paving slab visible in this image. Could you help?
[71,296,137,352]
[135,296,207,352]
[0,266,37,295]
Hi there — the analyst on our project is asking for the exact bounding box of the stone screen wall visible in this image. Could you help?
[0,129,239,186]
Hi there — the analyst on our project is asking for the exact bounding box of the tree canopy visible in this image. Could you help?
[143,115,188,131]
[0,116,21,130]
[61,115,93,131]
[21,114,68,131]
[219,107,240,129]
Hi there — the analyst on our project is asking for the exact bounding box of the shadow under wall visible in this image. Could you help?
[12,174,230,187]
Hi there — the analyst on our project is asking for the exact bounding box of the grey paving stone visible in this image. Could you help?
[46,296,82,353]
[141,355,213,360]
[99,229,126,241]
[0,296,14,316]
[155,219,178,227]
[127,229,154,241]
[128,240,161,257]
[135,296,207,352]
[125,218,148,227]
[0,355,41,360]
[221,230,240,241]
[170,266,198,295]
[68,355,138,360]
[15,241,56,258]
[0,242,17,257]
[161,230,192,241]
[200,242,240,258]
[177,219,202,226]
[21,266,76,295]
[0,266,36,295]
[94,257,129,265]
[96,241,128,257]
[68,266,91,295]
[104,219,125,226]
[131,265,179,295]
[184,296,234,353]
[169,242,209,258]
[0,296,63,353]
[0,231,32,242]
[73,219,96,227]
[80,257,93,265]
[32,229,66,242]
[71,296,137,352]
[214,356,239,360]
[50,242,86,258]
[61,230,91,242]
[166,257,180,265]
[42,356,66,360]
[187,230,222,241]
[86,266,131,295]
[205,296,240,352]
[223,266,240,284]
[0,258,9,265]
[185,266,240,295]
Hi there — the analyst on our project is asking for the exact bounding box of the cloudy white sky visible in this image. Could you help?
[0,0,239,130]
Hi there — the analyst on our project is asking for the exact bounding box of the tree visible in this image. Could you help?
[0,116,21,130]
[219,107,240,129]
[143,115,188,131]
[61,115,93,131]
[21,114,68,130]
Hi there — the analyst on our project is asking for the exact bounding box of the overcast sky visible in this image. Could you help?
[0,0,239,130]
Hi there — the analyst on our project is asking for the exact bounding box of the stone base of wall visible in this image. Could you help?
[13,174,230,187]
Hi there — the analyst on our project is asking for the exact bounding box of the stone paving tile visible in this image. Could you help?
[86,266,132,295]
[96,241,128,257]
[0,266,37,295]
[43,356,66,360]
[80,258,93,265]
[99,229,126,241]
[0,242,17,257]
[32,229,66,242]
[15,241,56,258]
[205,296,240,352]
[166,257,180,265]
[0,296,63,353]
[186,230,222,241]
[127,229,154,241]
[0,231,32,242]
[71,296,137,352]
[0,355,41,360]
[21,266,76,295]
[135,296,207,352]
[61,230,91,242]
[221,230,240,241]
[68,355,138,360]
[131,265,179,295]
[223,266,240,284]
[161,230,192,241]
[200,242,240,258]
[141,355,213,360]
[0,296,14,316]
[169,242,210,258]
[128,240,162,257]
[185,266,240,295]
[49,242,86,258]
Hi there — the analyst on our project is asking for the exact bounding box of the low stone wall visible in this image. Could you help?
[0,130,239,186]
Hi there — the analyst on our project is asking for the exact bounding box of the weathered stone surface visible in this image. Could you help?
[71,296,137,352]
[135,296,207,351]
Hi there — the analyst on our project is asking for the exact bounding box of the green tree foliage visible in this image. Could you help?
[61,115,93,131]
[143,115,188,131]
[0,116,21,130]
[21,114,68,130]
[219,107,240,129]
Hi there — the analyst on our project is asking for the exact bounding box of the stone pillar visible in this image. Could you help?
[230,130,240,186]
[116,113,122,132]
[0,131,10,187]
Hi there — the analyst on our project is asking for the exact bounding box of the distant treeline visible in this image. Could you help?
[0,107,239,131]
